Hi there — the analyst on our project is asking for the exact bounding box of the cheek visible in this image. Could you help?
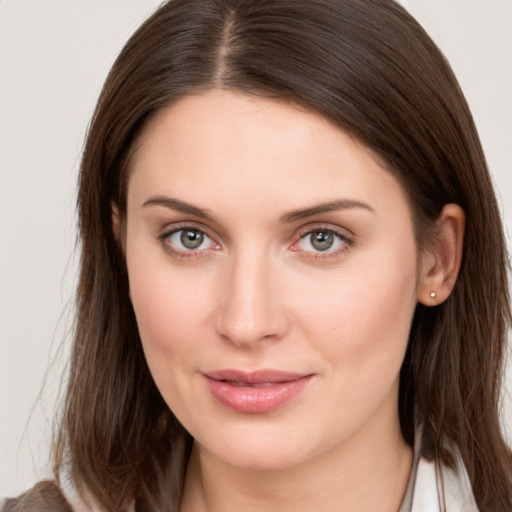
[294,239,418,373]
[286,246,418,439]
[127,265,218,430]
[130,272,208,347]
[126,246,216,386]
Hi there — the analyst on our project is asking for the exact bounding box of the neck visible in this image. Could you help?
[180,409,413,512]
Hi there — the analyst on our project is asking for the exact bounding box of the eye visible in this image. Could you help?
[174,229,208,250]
[160,227,217,254]
[295,228,350,254]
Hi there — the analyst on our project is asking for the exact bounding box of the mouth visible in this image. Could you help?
[203,369,314,413]
[223,380,285,388]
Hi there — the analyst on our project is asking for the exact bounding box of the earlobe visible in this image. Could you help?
[417,204,465,306]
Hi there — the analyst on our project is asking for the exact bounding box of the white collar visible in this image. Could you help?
[400,426,479,512]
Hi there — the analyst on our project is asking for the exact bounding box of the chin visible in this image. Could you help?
[218,446,309,471]
[194,421,322,471]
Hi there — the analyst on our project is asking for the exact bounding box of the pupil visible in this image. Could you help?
[311,231,333,251]
[181,230,204,249]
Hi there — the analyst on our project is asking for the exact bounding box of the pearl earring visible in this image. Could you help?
[430,291,436,298]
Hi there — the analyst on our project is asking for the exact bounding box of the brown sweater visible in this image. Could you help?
[1,481,72,512]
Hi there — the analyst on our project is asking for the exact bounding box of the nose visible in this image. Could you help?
[215,250,290,348]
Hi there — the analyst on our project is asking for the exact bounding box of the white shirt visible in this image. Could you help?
[399,427,479,512]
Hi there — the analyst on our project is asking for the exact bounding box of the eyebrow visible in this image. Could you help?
[280,199,375,223]
[142,195,374,223]
[142,196,217,221]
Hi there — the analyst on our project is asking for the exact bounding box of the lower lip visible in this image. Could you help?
[204,375,313,413]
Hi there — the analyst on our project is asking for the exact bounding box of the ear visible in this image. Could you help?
[112,202,121,242]
[417,203,465,306]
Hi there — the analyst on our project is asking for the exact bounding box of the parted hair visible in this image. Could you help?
[53,0,512,510]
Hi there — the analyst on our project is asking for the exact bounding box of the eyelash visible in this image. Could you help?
[157,225,218,261]
[157,224,354,261]
[292,226,354,260]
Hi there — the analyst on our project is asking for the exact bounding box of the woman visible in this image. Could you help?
[2,0,511,510]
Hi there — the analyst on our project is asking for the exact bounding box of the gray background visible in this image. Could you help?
[1,0,511,496]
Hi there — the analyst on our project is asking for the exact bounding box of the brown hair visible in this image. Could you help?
[53,0,512,510]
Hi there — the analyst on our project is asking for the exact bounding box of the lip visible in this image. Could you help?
[203,369,314,413]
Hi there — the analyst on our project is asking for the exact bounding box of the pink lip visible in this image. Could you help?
[203,369,313,413]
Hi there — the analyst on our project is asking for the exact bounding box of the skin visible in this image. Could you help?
[121,90,464,512]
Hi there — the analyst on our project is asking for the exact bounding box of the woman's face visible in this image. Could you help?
[125,90,421,470]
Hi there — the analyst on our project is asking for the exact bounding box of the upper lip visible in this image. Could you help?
[204,369,312,384]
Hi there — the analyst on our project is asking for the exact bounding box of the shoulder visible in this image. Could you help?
[1,481,73,512]
[2,475,137,512]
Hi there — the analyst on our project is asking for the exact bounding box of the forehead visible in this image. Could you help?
[127,90,411,223]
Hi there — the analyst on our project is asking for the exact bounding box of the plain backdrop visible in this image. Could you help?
[1,0,511,497]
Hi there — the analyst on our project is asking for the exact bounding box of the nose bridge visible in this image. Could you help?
[216,245,286,346]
